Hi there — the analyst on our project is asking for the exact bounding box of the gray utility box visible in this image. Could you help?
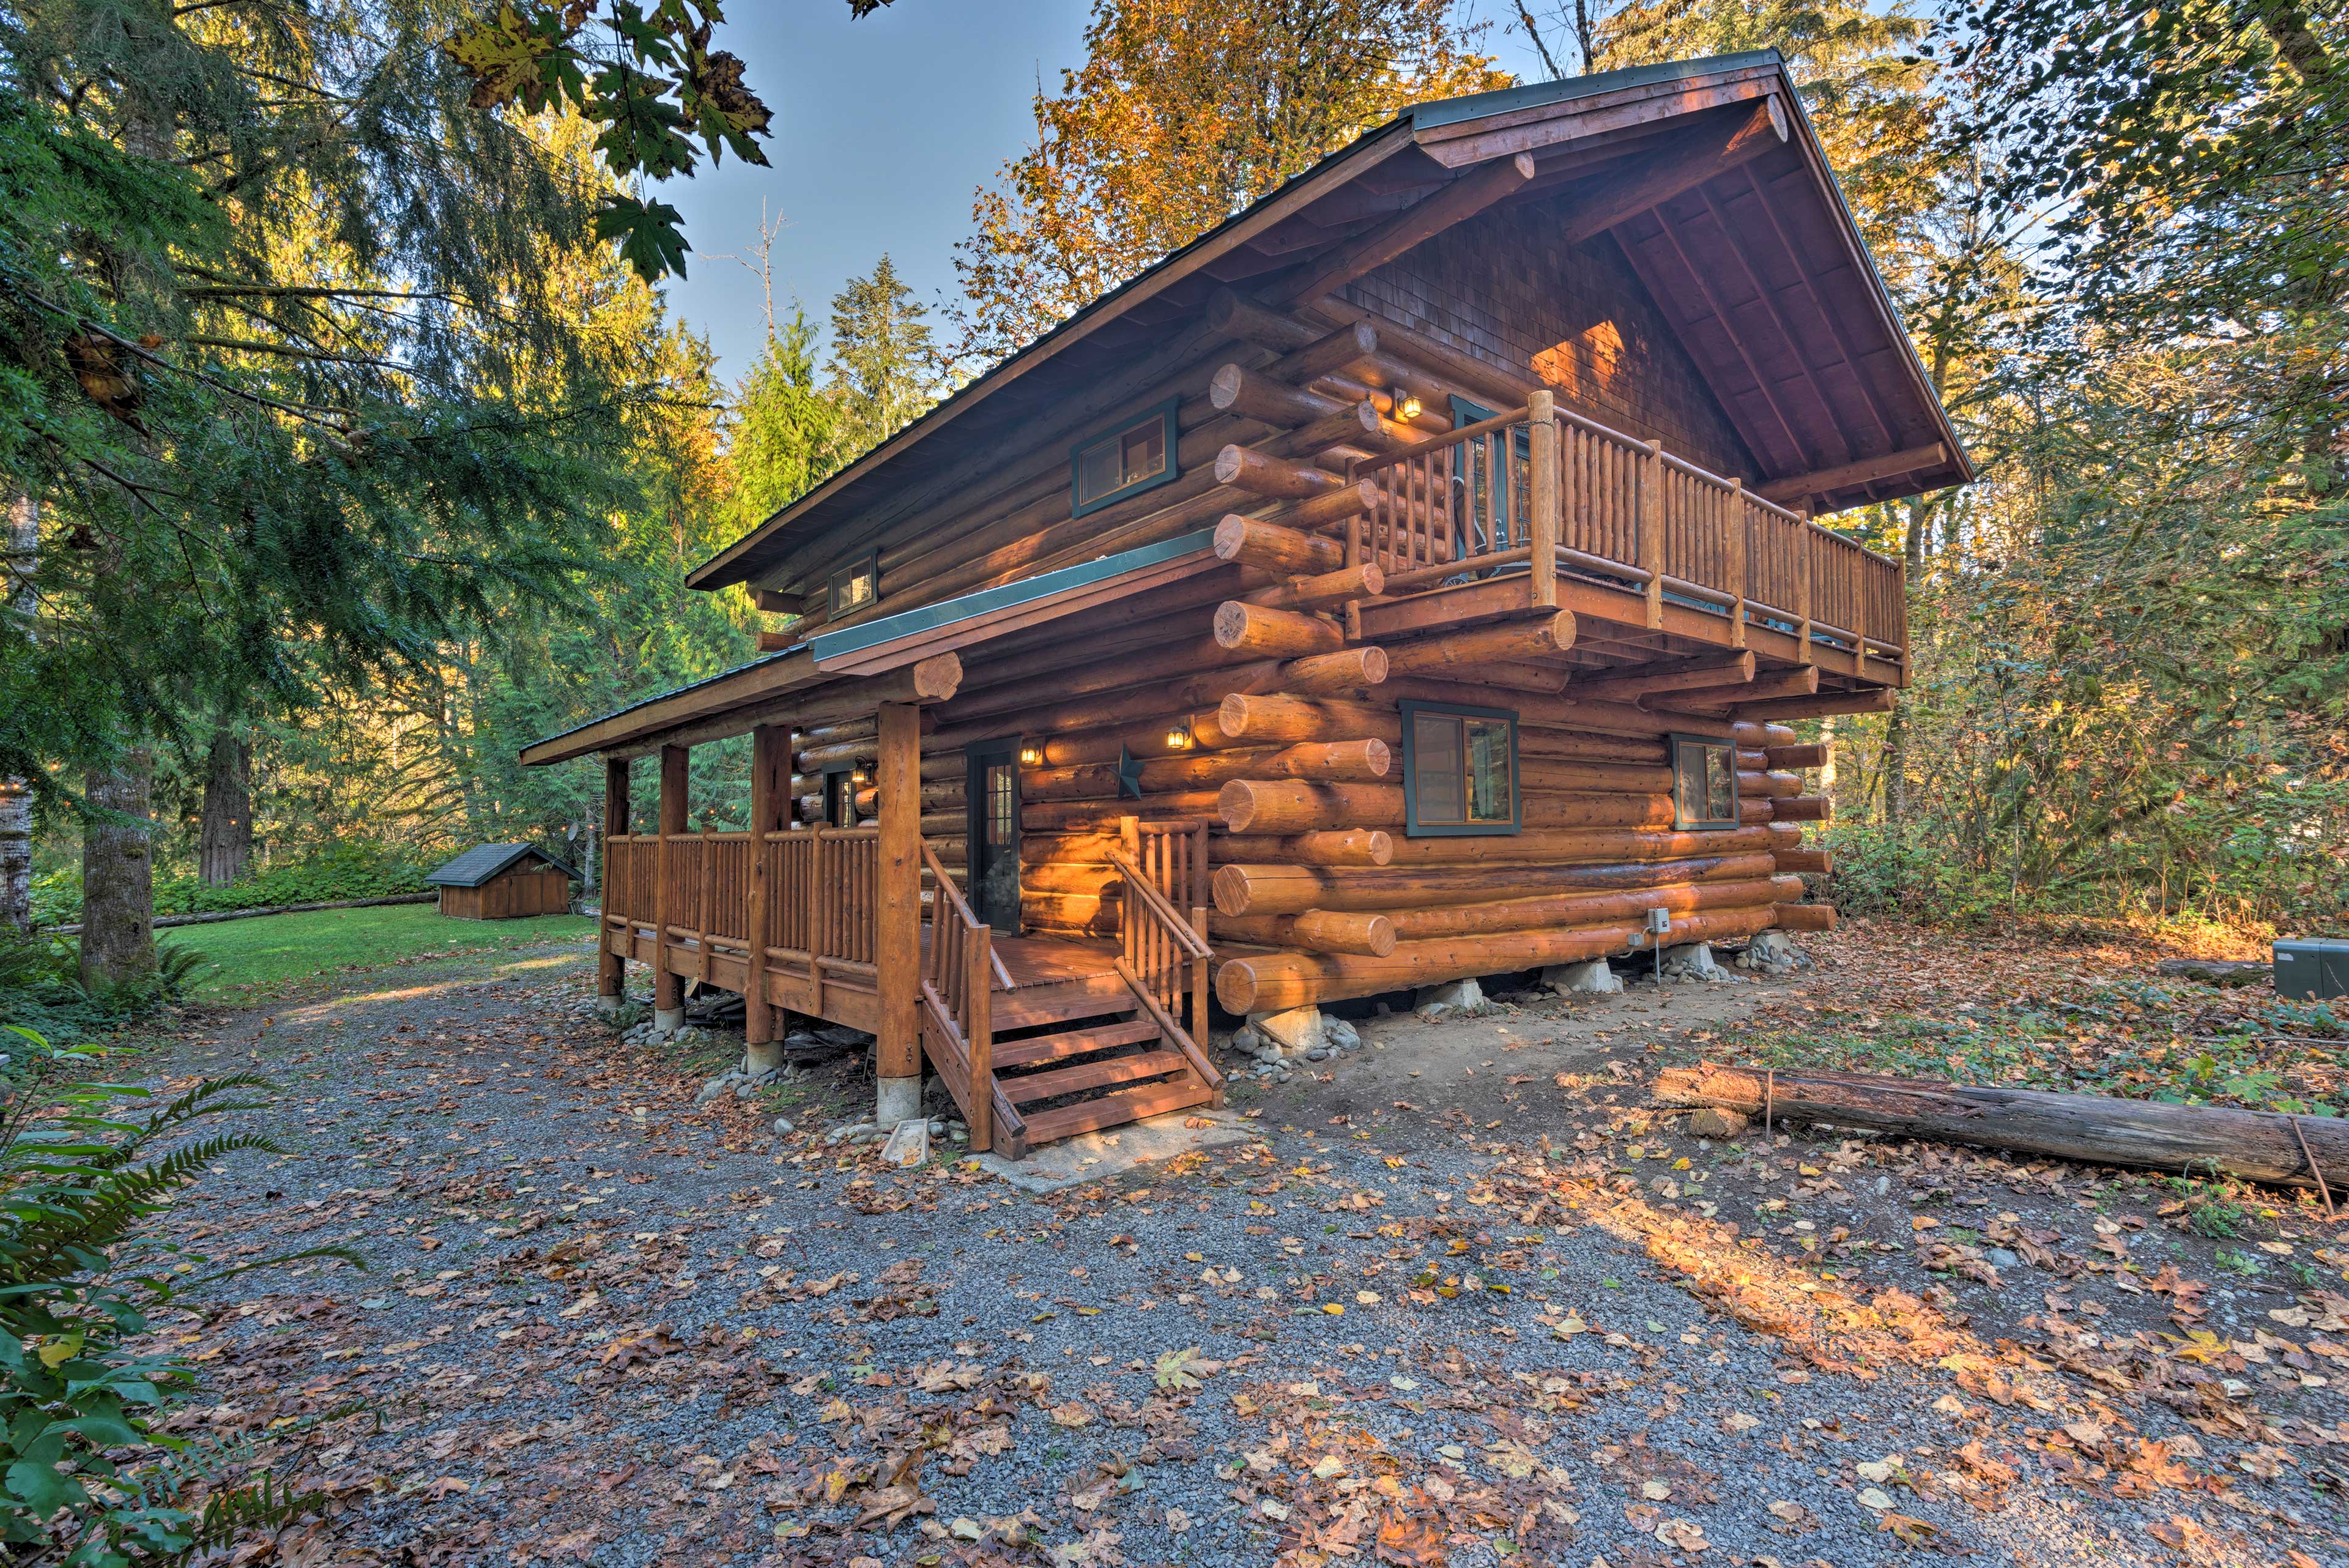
[2273,938,2349,1001]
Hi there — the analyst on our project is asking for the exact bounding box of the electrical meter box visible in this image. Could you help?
[2273,938,2349,1001]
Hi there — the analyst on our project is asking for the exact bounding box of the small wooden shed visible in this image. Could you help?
[425,844,577,920]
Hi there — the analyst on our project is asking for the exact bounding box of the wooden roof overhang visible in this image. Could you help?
[519,532,1226,765]
[688,51,1970,601]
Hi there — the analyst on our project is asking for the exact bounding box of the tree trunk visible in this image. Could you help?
[198,728,252,886]
[81,750,158,992]
[1654,1062,2347,1192]
[1,489,35,932]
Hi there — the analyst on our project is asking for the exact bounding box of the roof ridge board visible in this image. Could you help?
[1409,52,1784,140]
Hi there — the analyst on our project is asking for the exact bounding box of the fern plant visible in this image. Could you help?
[0,1026,358,1564]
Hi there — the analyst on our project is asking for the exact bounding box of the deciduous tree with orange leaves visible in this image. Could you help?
[947,0,1512,371]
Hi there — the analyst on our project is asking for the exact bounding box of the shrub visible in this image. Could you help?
[0,1028,355,1564]
[0,938,207,1049]
[31,841,434,927]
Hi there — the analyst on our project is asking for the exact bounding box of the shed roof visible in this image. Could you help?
[426,844,579,888]
[687,50,1969,596]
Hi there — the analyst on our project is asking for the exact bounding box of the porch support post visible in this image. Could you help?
[744,723,790,1072]
[874,702,924,1127]
[597,756,629,1019]
[654,743,688,1032]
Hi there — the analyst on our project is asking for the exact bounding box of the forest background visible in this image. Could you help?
[2,0,2342,974]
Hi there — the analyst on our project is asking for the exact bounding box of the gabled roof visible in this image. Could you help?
[426,844,577,888]
[689,50,1969,596]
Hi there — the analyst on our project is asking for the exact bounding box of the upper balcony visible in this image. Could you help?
[1340,393,1906,697]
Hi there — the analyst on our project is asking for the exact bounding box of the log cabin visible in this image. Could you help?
[523,52,1970,1159]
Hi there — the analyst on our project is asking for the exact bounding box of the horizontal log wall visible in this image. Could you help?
[782,290,1843,996]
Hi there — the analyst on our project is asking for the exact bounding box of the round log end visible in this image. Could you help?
[1357,645,1390,685]
[1214,444,1247,485]
[1212,600,1254,651]
[1346,320,1379,357]
[1361,830,1395,865]
[1361,737,1392,776]
[1218,777,1262,833]
[1212,513,1252,562]
[1217,691,1253,737]
[1357,561,1386,598]
[1215,958,1260,1014]
[1211,861,1252,916]
[1351,400,1382,433]
[1208,362,1246,412]
[911,652,963,702]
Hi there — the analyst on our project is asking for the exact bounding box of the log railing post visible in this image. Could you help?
[696,829,714,985]
[744,723,788,1070]
[967,924,993,1153]
[1727,480,1748,649]
[1641,440,1665,629]
[1795,521,1815,664]
[1526,392,1557,608]
[654,743,688,1030]
[875,704,923,1129]
[598,756,628,1016]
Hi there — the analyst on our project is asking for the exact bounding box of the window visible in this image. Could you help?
[828,552,878,618]
[1671,734,1740,829]
[1071,399,1179,516]
[820,765,862,828]
[1450,395,1532,553]
[1401,701,1518,837]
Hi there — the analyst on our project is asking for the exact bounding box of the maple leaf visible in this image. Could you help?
[1877,1510,1939,1547]
[1373,1508,1447,1565]
[1154,1346,1208,1390]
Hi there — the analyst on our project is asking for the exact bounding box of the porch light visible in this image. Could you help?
[1165,723,1195,751]
[1392,387,1422,421]
[1019,745,1042,767]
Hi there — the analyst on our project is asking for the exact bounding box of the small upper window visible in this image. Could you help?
[828,552,878,618]
[1671,734,1740,829]
[1071,400,1179,516]
[1402,701,1518,837]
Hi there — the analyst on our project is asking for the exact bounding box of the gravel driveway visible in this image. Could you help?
[136,941,2349,1568]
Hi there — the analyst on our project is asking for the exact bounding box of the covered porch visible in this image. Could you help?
[589,720,1221,1160]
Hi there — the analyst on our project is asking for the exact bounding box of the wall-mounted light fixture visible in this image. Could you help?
[1392,387,1423,422]
[1018,744,1043,767]
[1164,722,1195,751]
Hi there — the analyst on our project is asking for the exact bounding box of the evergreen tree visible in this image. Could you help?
[0,5,651,974]
[730,309,839,530]
[825,256,938,463]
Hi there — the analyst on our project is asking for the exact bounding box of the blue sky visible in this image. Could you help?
[654,1,1552,382]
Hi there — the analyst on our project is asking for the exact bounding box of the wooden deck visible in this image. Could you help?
[600,821,1222,1159]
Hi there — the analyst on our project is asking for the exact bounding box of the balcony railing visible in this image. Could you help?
[1350,396,1907,663]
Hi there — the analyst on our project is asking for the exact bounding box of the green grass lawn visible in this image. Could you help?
[168,902,597,1001]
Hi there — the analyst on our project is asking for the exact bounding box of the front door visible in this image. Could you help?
[965,740,1022,934]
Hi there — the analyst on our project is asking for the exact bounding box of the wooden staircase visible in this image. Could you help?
[916,821,1223,1160]
[982,972,1216,1158]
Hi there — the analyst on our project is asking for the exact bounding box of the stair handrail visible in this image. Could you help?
[919,840,999,1151]
[924,841,1014,990]
[1106,848,1213,961]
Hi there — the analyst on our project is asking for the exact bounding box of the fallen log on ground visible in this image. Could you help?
[1653,1061,2348,1193]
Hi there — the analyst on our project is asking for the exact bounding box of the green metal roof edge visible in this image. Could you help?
[806,530,1218,664]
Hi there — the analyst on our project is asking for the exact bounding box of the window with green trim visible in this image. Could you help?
[1401,700,1519,837]
[1671,734,1740,829]
[828,551,878,617]
[1071,400,1179,516]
